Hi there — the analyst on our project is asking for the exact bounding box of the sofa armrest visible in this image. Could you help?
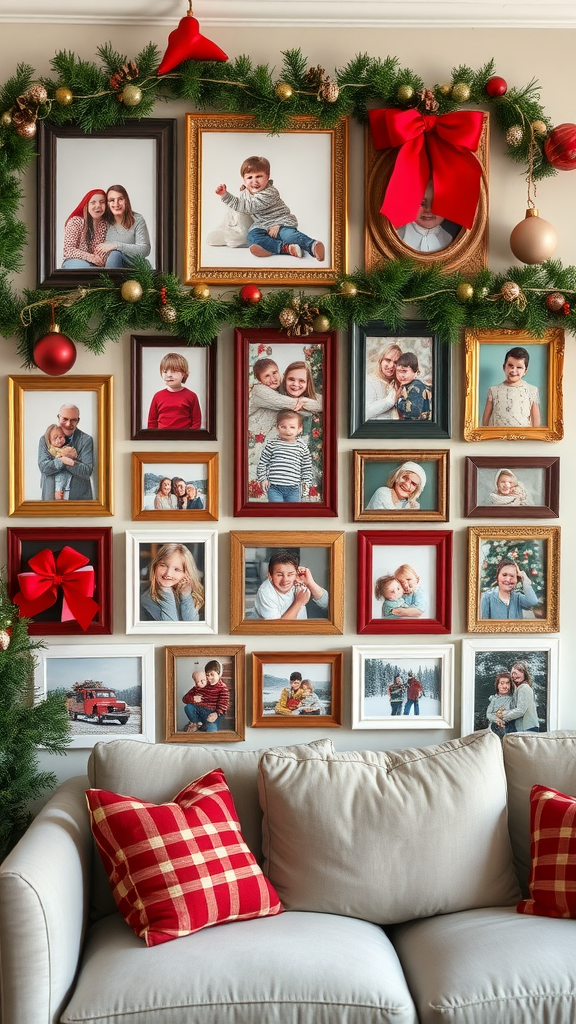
[0,776,92,1024]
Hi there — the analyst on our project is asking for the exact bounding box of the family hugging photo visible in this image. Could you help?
[364,333,433,424]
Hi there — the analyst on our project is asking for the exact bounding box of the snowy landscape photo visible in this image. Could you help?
[352,645,454,730]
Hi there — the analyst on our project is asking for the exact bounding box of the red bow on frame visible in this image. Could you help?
[367,107,485,230]
[14,546,100,632]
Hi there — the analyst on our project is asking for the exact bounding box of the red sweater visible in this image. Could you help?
[147,387,201,430]
[182,680,229,717]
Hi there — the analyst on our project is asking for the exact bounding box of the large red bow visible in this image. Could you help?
[368,107,485,230]
[14,546,99,631]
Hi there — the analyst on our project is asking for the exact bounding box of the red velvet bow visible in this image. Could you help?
[368,107,485,230]
[14,546,100,631]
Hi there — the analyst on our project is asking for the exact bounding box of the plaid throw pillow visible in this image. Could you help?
[517,784,576,919]
[86,767,283,946]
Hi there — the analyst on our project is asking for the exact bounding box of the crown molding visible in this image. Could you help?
[0,0,572,27]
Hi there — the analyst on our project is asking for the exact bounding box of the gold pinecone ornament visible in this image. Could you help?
[279,298,319,336]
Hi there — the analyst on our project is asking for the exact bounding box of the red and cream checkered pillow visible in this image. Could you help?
[517,784,576,919]
[86,767,283,946]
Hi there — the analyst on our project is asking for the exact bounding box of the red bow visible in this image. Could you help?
[368,107,485,230]
[14,546,100,631]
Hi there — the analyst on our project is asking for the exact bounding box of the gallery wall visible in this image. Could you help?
[0,19,575,791]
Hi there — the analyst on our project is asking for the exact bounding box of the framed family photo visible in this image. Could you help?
[364,113,489,277]
[234,329,337,517]
[251,651,343,728]
[352,644,454,730]
[131,452,218,522]
[463,327,564,442]
[165,645,245,744]
[131,335,216,441]
[230,531,344,635]
[464,456,560,519]
[125,529,218,635]
[349,321,450,439]
[8,375,113,517]
[37,119,176,288]
[467,525,560,633]
[357,529,452,634]
[185,113,348,286]
[35,644,155,748]
[354,449,449,522]
[461,638,559,737]
[7,526,112,636]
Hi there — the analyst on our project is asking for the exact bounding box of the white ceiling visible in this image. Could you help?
[0,0,574,27]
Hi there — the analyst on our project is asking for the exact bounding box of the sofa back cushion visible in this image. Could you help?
[258,730,520,925]
[503,731,576,894]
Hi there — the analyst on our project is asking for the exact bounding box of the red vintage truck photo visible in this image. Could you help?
[65,681,130,726]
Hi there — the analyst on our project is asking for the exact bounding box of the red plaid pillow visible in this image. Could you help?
[86,768,282,946]
[517,784,576,919]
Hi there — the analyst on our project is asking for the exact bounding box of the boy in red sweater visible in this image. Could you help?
[182,660,229,732]
[147,352,202,430]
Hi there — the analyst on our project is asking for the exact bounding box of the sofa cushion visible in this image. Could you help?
[391,906,576,1024]
[61,910,418,1024]
[258,730,520,924]
[517,784,576,919]
[503,731,576,893]
[86,768,282,947]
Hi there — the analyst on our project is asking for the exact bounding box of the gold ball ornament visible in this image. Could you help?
[312,314,331,333]
[500,281,521,302]
[192,283,211,301]
[121,84,142,107]
[532,120,548,138]
[279,307,298,329]
[339,280,358,298]
[506,125,524,147]
[275,82,294,101]
[438,83,452,96]
[510,208,557,264]
[55,86,74,106]
[397,84,414,103]
[159,303,178,323]
[120,279,143,303]
[451,82,471,103]
[0,110,12,127]
[456,282,474,302]
[25,83,48,105]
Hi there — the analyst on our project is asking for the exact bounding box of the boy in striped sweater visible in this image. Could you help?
[182,660,229,733]
[256,409,313,502]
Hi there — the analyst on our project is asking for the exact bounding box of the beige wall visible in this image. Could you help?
[1,22,574,788]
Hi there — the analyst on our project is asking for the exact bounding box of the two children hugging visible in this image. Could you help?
[215,156,325,262]
[374,564,426,619]
[182,660,229,732]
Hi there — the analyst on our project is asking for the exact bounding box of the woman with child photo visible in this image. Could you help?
[363,335,433,424]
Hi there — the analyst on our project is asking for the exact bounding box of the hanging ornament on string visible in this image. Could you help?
[510,123,557,265]
[157,0,227,75]
[33,302,77,376]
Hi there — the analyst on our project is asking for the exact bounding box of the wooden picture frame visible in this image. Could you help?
[230,530,344,635]
[234,328,337,517]
[463,327,564,442]
[7,526,112,635]
[251,650,343,727]
[37,119,176,288]
[131,335,216,441]
[357,529,452,635]
[125,529,218,635]
[131,452,218,522]
[354,449,449,522]
[467,525,560,633]
[461,637,559,736]
[165,645,245,743]
[352,644,454,730]
[349,320,450,439]
[185,113,348,286]
[464,456,559,518]
[364,113,489,277]
[35,644,155,748]
[8,375,113,517]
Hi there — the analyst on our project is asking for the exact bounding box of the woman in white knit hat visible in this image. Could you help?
[366,461,427,511]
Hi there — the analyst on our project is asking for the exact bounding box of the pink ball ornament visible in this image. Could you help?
[33,330,77,375]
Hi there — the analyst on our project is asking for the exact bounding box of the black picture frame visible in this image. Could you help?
[37,119,176,288]
[130,335,217,442]
[349,320,451,439]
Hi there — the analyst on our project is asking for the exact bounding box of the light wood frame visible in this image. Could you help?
[131,452,218,521]
[165,644,245,743]
[354,449,449,522]
[251,650,343,727]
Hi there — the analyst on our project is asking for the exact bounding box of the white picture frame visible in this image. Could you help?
[351,644,454,729]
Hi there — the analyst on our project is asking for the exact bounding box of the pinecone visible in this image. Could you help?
[110,61,139,92]
[305,65,325,88]
[417,88,439,112]
[280,298,319,337]
[317,78,340,103]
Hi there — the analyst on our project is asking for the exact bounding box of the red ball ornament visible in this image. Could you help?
[239,284,262,304]
[485,75,507,97]
[544,123,576,170]
[33,330,77,375]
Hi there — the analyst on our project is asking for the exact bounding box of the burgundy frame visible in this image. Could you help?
[233,328,338,517]
[357,529,452,635]
[7,526,113,635]
[464,456,560,519]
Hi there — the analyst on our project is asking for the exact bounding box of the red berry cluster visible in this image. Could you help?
[562,302,571,316]
[159,285,167,306]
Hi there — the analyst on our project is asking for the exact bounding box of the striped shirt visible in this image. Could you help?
[221,181,298,229]
[257,438,313,486]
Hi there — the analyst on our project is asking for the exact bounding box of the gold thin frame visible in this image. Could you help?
[131,451,219,522]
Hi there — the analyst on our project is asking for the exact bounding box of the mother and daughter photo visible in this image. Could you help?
[485,660,542,735]
[364,336,433,423]
[62,185,151,269]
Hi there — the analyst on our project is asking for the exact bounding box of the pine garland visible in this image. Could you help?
[0,43,573,358]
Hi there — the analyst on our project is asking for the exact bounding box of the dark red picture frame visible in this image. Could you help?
[233,328,338,517]
[7,526,113,635]
[357,529,452,634]
[464,456,560,519]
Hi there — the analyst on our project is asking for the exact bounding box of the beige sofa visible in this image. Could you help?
[1,730,575,1024]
